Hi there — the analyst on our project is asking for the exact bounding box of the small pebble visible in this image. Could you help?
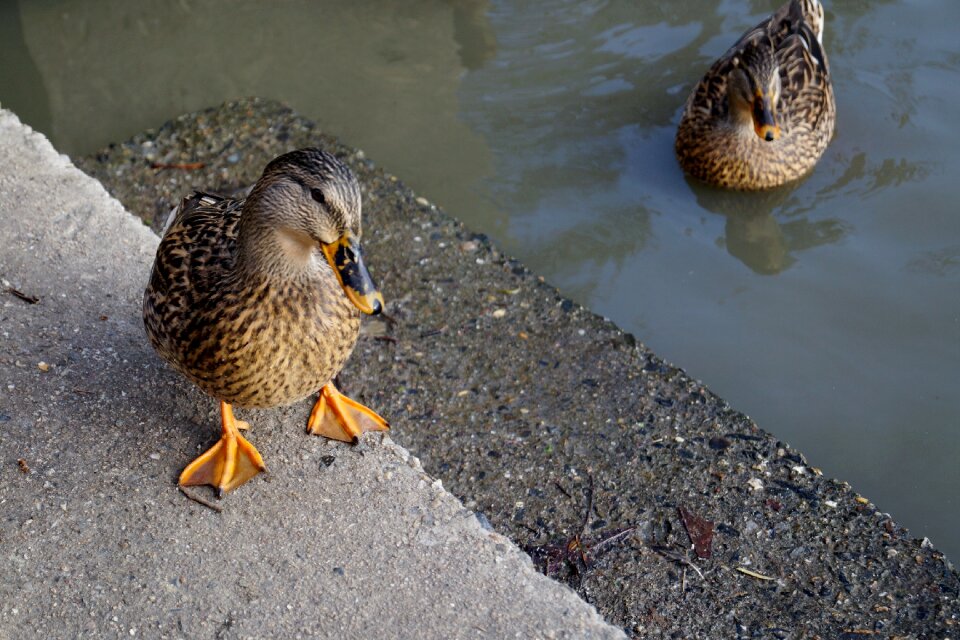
[474,512,494,531]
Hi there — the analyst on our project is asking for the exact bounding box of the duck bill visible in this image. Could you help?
[321,233,384,315]
[752,95,781,141]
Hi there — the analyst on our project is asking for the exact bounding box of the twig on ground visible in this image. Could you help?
[178,486,223,513]
[6,287,39,304]
[150,161,206,170]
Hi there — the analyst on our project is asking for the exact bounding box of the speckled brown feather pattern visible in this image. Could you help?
[143,152,362,408]
[676,0,835,190]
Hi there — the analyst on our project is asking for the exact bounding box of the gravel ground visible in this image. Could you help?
[77,98,959,639]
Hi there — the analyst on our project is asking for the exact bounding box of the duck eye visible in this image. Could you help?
[310,188,326,206]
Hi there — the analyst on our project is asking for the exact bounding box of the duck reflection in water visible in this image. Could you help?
[687,178,846,275]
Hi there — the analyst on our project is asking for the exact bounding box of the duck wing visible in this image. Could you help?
[775,8,832,133]
[147,192,242,315]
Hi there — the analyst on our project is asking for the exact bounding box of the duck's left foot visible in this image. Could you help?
[306,383,389,442]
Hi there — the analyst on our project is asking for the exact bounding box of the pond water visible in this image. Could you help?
[2,0,957,560]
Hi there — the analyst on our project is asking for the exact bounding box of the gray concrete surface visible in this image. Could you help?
[0,109,625,639]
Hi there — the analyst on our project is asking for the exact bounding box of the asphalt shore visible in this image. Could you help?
[3,98,959,638]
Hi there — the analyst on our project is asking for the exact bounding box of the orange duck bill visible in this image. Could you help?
[321,232,384,315]
[752,92,781,142]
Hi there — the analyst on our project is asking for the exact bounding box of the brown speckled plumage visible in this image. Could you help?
[676,0,836,190]
[143,149,363,408]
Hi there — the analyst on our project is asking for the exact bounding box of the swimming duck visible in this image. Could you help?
[675,0,836,190]
[143,148,388,495]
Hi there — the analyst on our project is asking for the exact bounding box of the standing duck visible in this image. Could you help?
[143,148,388,495]
[675,0,836,190]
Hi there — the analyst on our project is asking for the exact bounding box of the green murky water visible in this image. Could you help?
[2,0,958,559]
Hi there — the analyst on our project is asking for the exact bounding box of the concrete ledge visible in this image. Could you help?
[0,109,624,638]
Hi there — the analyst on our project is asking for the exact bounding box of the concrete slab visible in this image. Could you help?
[0,109,625,639]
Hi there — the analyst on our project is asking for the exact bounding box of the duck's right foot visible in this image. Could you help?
[179,401,266,497]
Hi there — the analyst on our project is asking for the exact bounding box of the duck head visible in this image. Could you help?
[244,148,384,315]
[728,42,782,142]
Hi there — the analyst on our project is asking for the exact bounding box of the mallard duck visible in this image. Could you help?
[143,148,388,495]
[675,0,836,190]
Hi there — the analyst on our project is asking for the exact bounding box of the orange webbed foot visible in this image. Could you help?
[179,401,266,496]
[307,382,389,442]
